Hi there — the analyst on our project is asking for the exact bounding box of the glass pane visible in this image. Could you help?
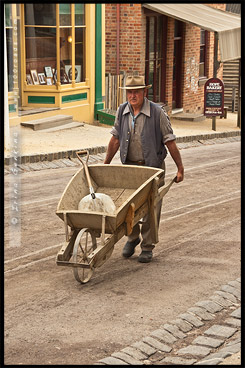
[75,4,85,25]
[59,4,71,27]
[6,28,13,91]
[25,27,56,82]
[199,63,204,77]
[200,47,204,63]
[149,17,154,57]
[75,28,85,82]
[156,61,160,101]
[200,29,205,45]
[25,4,56,26]
[60,28,72,84]
[148,60,154,100]
[5,4,12,27]
[156,18,163,59]
[174,20,182,37]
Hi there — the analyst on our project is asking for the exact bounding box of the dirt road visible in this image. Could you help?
[4,141,240,365]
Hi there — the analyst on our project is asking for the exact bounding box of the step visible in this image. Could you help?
[37,121,84,132]
[21,115,73,130]
[172,113,206,122]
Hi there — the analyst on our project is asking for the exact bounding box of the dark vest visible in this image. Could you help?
[117,101,167,168]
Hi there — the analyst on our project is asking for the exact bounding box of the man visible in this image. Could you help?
[104,75,184,263]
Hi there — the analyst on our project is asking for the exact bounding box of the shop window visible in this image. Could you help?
[24,4,85,86]
[199,29,207,78]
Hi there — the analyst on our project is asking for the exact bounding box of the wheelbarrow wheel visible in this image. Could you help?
[72,228,97,284]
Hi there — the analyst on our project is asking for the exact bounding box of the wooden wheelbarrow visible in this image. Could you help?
[56,152,176,284]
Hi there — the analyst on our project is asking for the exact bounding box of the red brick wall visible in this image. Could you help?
[105,4,145,75]
[105,3,225,114]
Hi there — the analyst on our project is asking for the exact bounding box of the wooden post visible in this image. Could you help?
[212,32,219,131]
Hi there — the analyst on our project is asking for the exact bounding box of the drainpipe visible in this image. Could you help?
[116,4,120,75]
[94,4,104,120]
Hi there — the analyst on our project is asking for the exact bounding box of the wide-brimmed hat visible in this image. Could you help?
[120,75,152,90]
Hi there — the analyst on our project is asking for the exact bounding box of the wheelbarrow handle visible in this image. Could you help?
[158,176,177,201]
[76,150,90,165]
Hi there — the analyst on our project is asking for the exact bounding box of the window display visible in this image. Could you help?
[24,4,85,86]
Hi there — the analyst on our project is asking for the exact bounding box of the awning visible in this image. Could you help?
[143,4,241,62]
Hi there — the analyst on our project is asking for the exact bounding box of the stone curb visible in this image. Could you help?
[94,278,241,365]
[4,130,241,166]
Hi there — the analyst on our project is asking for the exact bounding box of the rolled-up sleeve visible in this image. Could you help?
[110,109,120,138]
[160,109,176,143]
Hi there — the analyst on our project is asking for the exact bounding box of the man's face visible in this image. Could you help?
[127,88,146,109]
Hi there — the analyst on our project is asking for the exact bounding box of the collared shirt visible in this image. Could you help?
[111,98,176,161]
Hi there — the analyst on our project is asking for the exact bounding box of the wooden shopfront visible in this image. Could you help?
[19,3,104,124]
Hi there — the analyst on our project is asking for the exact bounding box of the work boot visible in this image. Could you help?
[122,237,140,258]
[138,250,153,263]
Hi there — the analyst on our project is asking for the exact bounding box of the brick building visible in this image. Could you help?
[105,3,240,116]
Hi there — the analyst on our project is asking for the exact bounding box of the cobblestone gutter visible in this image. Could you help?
[4,135,241,175]
[94,278,241,365]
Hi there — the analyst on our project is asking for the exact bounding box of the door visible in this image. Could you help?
[172,20,183,109]
[145,14,167,103]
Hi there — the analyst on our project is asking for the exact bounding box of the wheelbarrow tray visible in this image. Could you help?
[56,164,164,234]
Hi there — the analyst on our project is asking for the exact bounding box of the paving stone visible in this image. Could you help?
[45,161,60,169]
[202,351,231,360]
[226,336,241,346]
[194,357,223,365]
[142,336,172,352]
[187,306,215,321]
[230,307,241,319]
[160,356,197,365]
[209,294,233,307]
[111,351,143,365]
[131,341,157,356]
[17,164,32,172]
[204,324,237,338]
[236,277,241,283]
[60,158,77,166]
[150,328,177,344]
[161,323,187,339]
[98,356,129,365]
[195,300,223,313]
[121,346,147,360]
[224,317,241,328]
[221,285,240,300]
[219,342,241,354]
[228,280,241,290]
[178,313,204,327]
[28,162,45,170]
[177,345,211,357]
[214,290,237,304]
[52,160,67,168]
[170,318,193,332]
[192,336,224,348]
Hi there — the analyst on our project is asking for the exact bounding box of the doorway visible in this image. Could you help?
[172,20,183,109]
[145,14,167,103]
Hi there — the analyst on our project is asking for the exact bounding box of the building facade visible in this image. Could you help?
[5,3,105,126]
[105,4,230,115]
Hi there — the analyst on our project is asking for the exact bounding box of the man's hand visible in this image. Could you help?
[165,140,184,183]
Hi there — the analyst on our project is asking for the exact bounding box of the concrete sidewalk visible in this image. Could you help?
[4,112,240,165]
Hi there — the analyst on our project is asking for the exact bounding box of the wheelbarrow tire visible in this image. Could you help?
[72,228,97,284]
